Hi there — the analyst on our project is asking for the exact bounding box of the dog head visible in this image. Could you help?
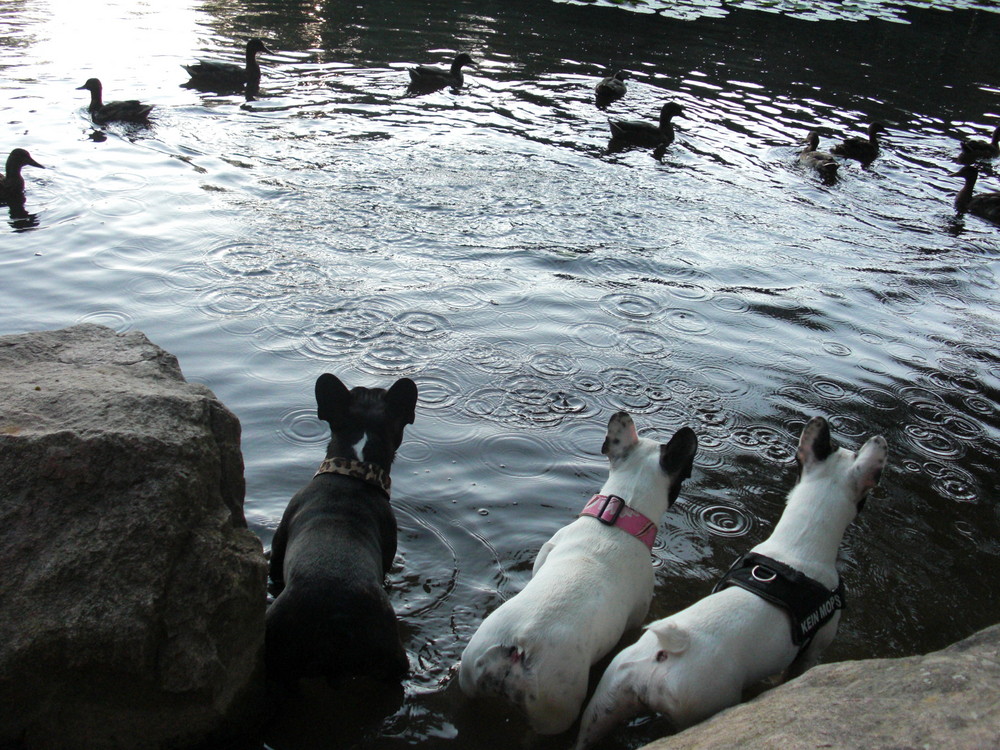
[795,416,888,514]
[601,411,697,512]
[315,374,418,470]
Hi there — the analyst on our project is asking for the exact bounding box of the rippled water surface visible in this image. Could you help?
[2,0,999,747]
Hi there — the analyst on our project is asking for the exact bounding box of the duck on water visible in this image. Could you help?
[77,79,153,125]
[958,125,1000,164]
[0,149,44,203]
[407,53,476,94]
[830,122,886,166]
[595,70,628,109]
[183,38,272,92]
[608,101,683,160]
[951,164,1000,225]
[799,131,838,181]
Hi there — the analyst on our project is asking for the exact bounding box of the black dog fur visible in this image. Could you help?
[266,373,418,685]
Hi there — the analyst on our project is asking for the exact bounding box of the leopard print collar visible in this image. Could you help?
[314,456,391,494]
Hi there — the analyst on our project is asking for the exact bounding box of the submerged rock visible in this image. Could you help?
[640,623,1000,749]
[0,324,267,750]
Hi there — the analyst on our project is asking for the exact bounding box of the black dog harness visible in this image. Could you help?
[712,551,845,651]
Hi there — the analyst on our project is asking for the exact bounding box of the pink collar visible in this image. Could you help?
[579,494,658,551]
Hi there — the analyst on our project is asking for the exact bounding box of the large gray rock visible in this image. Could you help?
[0,324,267,750]
[641,623,1000,750]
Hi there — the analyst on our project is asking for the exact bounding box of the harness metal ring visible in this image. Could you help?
[750,565,777,583]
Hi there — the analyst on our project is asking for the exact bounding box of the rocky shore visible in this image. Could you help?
[0,324,267,749]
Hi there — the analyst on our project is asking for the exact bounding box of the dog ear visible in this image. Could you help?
[602,412,639,458]
[851,434,888,497]
[660,427,697,477]
[796,416,836,468]
[315,373,351,425]
[660,427,697,506]
[386,377,418,425]
[646,620,690,656]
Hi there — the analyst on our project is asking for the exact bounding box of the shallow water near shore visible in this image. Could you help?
[2,0,999,747]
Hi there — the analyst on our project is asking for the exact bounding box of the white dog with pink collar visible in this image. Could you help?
[458,412,698,735]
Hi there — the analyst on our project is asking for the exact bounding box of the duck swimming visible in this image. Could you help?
[830,122,886,165]
[951,164,1000,224]
[798,130,838,180]
[0,148,44,202]
[77,78,153,124]
[407,53,476,92]
[958,125,1000,163]
[609,101,683,158]
[183,38,272,90]
[595,70,628,108]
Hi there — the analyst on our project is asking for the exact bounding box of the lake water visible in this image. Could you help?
[2,0,999,747]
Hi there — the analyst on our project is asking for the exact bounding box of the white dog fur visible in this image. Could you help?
[458,412,698,735]
[575,416,888,749]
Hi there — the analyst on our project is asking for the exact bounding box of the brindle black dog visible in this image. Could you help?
[266,373,418,685]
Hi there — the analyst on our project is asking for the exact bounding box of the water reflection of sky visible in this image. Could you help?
[31,0,198,74]
[558,0,1000,23]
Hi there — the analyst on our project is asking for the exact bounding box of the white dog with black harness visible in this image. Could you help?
[575,415,888,749]
[459,412,698,735]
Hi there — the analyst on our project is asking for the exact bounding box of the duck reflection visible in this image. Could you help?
[6,198,40,232]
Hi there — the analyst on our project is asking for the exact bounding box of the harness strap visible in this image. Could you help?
[314,456,391,495]
[579,494,658,551]
[713,551,845,650]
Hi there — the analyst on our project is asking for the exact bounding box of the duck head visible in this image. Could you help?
[76,78,102,95]
[949,164,980,212]
[453,52,476,70]
[949,164,979,182]
[658,101,683,127]
[661,102,683,118]
[247,38,272,56]
[7,148,44,173]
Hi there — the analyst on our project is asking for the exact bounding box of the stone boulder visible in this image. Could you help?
[0,324,267,750]
[641,623,1000,750]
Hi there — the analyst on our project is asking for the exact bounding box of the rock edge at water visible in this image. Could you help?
[0,324,267,750]
[640,623,1000,750]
